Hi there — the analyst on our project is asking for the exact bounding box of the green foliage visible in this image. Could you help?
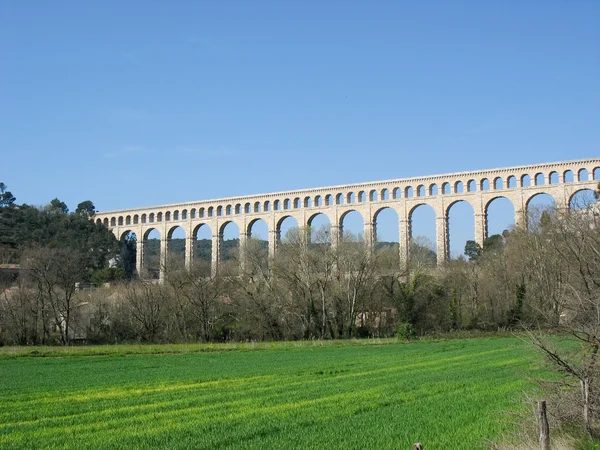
[92,267,125,284]
[464,240,482,260]
[391,270,446,333]
[0,195,119,279]
[508,280,526,325]
[396,322,417,340]
[0,182,16,207]
[483,234,504,254]
[120,233,137,279]
[0,338,542,449]
[75,200,96,217]
[48,198,69,214]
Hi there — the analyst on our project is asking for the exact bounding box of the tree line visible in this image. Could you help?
[0,182,597,347]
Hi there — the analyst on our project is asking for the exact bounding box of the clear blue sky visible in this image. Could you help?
[1,1,598,255]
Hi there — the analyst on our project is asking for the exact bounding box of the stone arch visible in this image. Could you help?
[381,188,390,200]
[125,215,131,225]
[193,223,211,238]
[199,207,205,218]
[277,215,300,243]
[207,207,213,217]
[325,194,333,206]
[143,227,161,240]
[454,181,464,193]
[156,212,162,222]
[408,203,437,265]
[247,218,269,240]
[149,213,155,223]
[594,167,600,180]
[467,180,476,192]
[521,174,531,187]
[235,204,241,214]
[219,221,240,266]
[493,177,503,190]
[193,223,212,270]
[102,218,108,227]
[339,209,364,241]
[190,208,196,219]
[308,211,332,227]
[244,203,251,214]
[284,199,291,210]
[142,228,161,279]
[392,187,401,199]
[405,186,414,198]
[294,197,301,209]
[429,183,438,196]
[165,211,171,221]
[408,203,436,224]
[446,200,475,258]
[118,216,124,226]
[173,210,179,220]
[141,214,147,224]
[346,192,355,204]
[307,212,331,243]
[304,196,312,208]
[358,191,366,202]
[578,168,589,182]
[534,173,545,186]
[369,190,378,201]
[216,206,223,217]
[526,193,557,231]
[133,214,139,225]
[336,193,344,205]
[507,176,517,188]
[314,195,322,207]
[373,206,399,247]
[119,229,135,241]
[274,200,281,210]
[442,182,450,195]
[167,225,186,269]
[167,225,185,239]
[480,179,490,191]
[226,205,232,216]
[246,218,269,264]
[549,171,559,185]
[484,196,515,238]
[181,209,187,220]
[526,192,557,210]
[254,201,261,213]
[569,189,597,211]
[417,185,426,197]
[119,230,137,277]
[264,200,271,212]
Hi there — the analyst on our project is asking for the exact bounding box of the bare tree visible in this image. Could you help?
[524,203,600,437]
[123,281,169,342]
[164,262,225,342]
[22,247,85,345]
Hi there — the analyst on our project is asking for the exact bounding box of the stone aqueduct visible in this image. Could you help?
[94,158,600,279]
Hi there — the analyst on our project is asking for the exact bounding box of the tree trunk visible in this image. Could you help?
[581,378,592,436]
[538,400,550,450]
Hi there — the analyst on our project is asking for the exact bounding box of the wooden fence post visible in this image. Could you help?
[538,400,550,450]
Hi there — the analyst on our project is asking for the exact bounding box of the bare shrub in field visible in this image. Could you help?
[521,202,600,438]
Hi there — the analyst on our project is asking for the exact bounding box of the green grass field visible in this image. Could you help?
[0,338,542,449]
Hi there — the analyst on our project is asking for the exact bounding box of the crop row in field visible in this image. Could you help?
[0,338,541,449]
